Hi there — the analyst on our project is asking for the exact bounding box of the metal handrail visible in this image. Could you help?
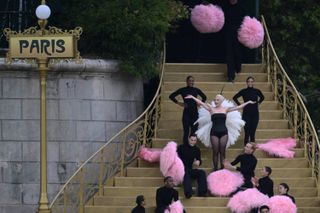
[261,16,320,186]
[50,44,166,212]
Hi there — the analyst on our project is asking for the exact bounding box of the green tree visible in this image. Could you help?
[261,0,320,130]
[56,0,188,77]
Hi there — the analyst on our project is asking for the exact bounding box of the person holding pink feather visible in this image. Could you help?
[251,166,274,197]
[224,142,257,188]
[155,176,186,213]
[222,0,246,82]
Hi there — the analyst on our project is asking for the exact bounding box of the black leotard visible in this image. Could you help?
[210,113,228,138]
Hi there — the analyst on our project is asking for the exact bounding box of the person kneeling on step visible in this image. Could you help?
[155,176,180,213]
[177,134,207,198]
[224,142,257,189]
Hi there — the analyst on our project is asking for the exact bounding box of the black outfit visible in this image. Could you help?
[169,86,207,144]
[222,2,246,81]
[231,153,257,188]
[257,176,274,197]
[177,143,207,198]
[132,205,145,213]
[249,176,274,213]
[155,186,179,213]
[210,113,228,138]
[233,87,265,145]
[284,193,296,204]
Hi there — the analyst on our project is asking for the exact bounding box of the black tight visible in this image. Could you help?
[211,135,228,171]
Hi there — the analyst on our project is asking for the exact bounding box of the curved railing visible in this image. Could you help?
[50,46,166,213]
[261,16,320,184]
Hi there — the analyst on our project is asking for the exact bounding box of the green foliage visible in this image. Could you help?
[261,0,320,130]
[56,0,189,77]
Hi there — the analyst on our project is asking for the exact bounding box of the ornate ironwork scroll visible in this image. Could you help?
[261,16,320,185]
[50,46,165,213]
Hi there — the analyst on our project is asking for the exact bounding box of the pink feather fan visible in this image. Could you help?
[160,141,185,186]
[138,146,162,163]
[164,200,184,213]
[227,188,269,213]
[191,4,225,33]
[257,138,296,158]
[207,169,244,196]
[238,16,264,49]
[264,195,297,213]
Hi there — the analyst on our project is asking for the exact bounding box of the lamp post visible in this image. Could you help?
[3,1,82,213]
[36,3,51,213]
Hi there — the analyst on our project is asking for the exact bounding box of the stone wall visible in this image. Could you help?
[0,60,144,213]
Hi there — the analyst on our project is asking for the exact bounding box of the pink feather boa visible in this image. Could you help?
[164,200,184,213]
[227,188,269,213]
[138,146,162,163]
[264,195,297,213]
[238,16,264,49]
[191,4,225,33]
[160,141,185,186]
[257,138,296,158]
[207,169,244,196]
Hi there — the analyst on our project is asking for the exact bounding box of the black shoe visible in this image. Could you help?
[198,192,207,197]
[227,78,235,83]
[185,194,192,199]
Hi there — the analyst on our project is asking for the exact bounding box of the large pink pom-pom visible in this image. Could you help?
[164,200,184,213]
[227,188,269,213]
[138,147,162,163]
[264,195,297,213]
[191,4,225,33]
[160,141,185,185]
[207,169,244,196]
[257,137,296,158]
[238,16,264,49]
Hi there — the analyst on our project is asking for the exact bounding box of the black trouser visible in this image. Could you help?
[229,175,254,197]
[226,33,242,81]
[182,111,198,144]
[155,207,166,213]
[183,169,207,198]
[243,175,254,188]
[243,112,259,145]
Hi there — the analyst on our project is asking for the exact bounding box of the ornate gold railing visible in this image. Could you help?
[50,46,166,213]
[261,16,320,186]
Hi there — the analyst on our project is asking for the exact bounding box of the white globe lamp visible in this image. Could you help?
[36,5,51,20]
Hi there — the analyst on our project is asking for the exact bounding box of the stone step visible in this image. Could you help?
[92,196,320,207]
[158,119,289,130]
[126,167,310,178]
[162,91,274,101]
[85,206,320,213]
[137,148,304,159]
[148,142,303,157]
[160,110,284,120]
[161,100,279,111]
[114,177,316,188]
[156,129,293,139]
[133,158,309,169]
[163,82,272,92]
[102,186,317,198]
[164,63,264,73]
[151,138,301,149]
[161,91,274,102]
[164,72,268,82]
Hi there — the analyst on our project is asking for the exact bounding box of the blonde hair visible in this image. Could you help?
[216,94,225,101]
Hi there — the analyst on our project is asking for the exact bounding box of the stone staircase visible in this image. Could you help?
[85,63,320,213]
